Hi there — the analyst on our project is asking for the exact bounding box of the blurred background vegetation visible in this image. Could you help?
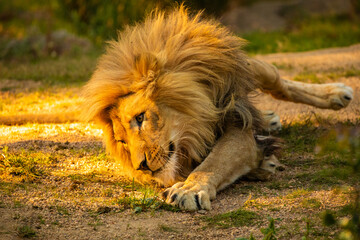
[1,0,360,62]
[0,0,231,61]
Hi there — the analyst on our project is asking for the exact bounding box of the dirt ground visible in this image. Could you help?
[0,44,359,240]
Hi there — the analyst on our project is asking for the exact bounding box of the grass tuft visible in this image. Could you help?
[279,122,320,153]
[17,225,36,238]
[294,73,323,84]
[0,147,52,182]
[56,206,70,216]
[202,208,259,228]
[116,194,179,213]
[159,224,178,233]
[285,189,310,199]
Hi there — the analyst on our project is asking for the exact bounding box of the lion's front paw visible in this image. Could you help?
[162,182,213,211]
[262,110,282,132]
[327,83,353,110]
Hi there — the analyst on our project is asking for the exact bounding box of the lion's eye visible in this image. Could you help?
[116,139,126,144]
[135,112,145,126]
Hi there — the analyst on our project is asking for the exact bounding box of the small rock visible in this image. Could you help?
[197,210,207,214]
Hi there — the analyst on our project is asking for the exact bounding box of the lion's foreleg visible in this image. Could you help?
[248,59,353,110]
[162,127,258,211]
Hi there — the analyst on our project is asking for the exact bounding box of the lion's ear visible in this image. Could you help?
[131,53,162,95]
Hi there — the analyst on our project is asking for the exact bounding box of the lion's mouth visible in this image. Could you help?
[148,141,176,175]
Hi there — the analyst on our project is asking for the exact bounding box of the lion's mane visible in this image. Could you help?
[82,6,263,184]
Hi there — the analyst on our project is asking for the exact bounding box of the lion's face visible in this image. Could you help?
[109,92,180,185]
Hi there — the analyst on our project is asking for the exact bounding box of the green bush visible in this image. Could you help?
[244,15,360,54]
[56,0,157,44]
[55,0,229,44]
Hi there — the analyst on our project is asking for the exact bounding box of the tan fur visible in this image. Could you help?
[82,6,263,187]
[81,6,353,210]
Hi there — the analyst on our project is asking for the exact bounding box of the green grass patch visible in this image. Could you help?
[301,198,322,209]
[265,181,290,190]
[279,122,322,154]
[55,206,71,216]
[159,224,178,233]
[344,68,360,77]
[296,167,353,186]
[88,152,108,162]
[285,188,311,199]
[321,155,349,167]
[88,218,104,231]
[202,208,259,228]
[51,220,60,226]
[237,217,279,240]
[37,215,45,225]
[326,68,360,80]
[113,179,179,213]
[314,168,353,184]
[0,147,53,182]
[113,180,159,197]
[68,172,99,183]
[244,16,360,54]
[0,55,97,86]
[271,62,294,71]
[17,225,36,238]
[13,200,23,208]
[115,193,179,213]
[294,73,323,84]
[275,124,357,189]
[0,182,27,195]
[292,68,360,84]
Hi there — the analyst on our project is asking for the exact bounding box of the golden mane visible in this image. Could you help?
[81,6,263,184]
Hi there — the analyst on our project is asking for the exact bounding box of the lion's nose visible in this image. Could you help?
[137,156,150,171]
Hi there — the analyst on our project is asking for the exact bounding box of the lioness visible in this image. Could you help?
[82,6,353,210]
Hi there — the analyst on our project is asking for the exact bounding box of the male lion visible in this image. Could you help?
[82,7,353,211]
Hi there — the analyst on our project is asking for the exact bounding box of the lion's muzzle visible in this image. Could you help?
[136,154,151,171]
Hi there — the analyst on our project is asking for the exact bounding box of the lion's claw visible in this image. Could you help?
[162,182,211,211]
[262,110,282,132]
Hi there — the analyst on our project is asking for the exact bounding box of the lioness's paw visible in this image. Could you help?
[162,182,212,211]
[327,83,353,110]
[262,110,281,132]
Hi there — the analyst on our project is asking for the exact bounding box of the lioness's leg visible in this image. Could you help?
[248,59,353,110]
[162,126,257,211]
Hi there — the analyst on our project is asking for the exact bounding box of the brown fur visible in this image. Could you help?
[81,6,263,186]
